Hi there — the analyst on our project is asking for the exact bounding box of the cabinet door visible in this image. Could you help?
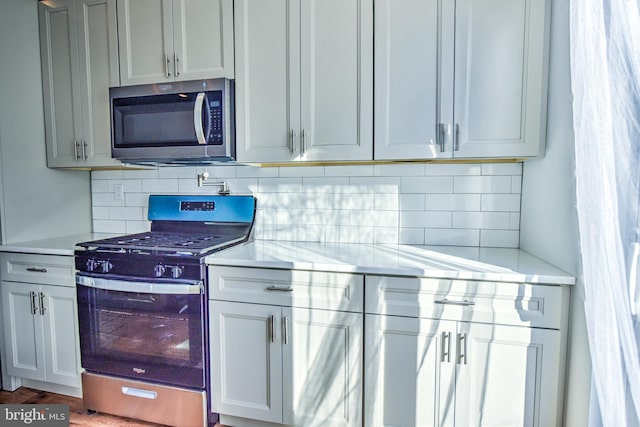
[1,282,45,382]
[210,301,283,423]
[299,0,373,161]
[364,314,456,427]
[76,0,121,167]
[41,285,81,387]
[373,0,445,160]
[117,0,174,85]
[234,0,300,163]
[39,0,83,167]
[172,0,234,81]
[283,308,362,427]
[454,322,561,427]
[452,0,550,158]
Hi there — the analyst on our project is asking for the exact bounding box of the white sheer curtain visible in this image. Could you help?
[570,0,640,425]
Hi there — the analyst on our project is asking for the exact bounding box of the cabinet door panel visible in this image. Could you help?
[172,0,234,80]
[117,0,173,85]
[453,0,550,157]
[1,282,44,381]
[42,286,81,387]
[373,0,442,160]
[283,308,362,427]
[365,314,455,427]
[300,0,372,161]
[39,0,82,167]
[234,0,298,162]
[210,301,283,423]
[454,322,561,427]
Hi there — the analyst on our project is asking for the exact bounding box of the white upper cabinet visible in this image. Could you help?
[116,0,234,86]
[234,0,373,163]
[39,0,121,168]
[374,0,551,160]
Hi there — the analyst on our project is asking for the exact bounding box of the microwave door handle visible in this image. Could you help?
[194,92,207,145]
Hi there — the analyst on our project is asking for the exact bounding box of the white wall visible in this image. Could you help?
[0,0,92,244]
[91,162,524,247]
[519,0,589,425]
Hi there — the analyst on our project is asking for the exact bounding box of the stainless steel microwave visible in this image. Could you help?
[110,79,235,163]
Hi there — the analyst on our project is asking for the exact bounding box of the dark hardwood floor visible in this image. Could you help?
[0,387,166,426]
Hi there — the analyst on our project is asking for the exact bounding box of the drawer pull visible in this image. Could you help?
[122,386,157,400]
[266,285,293,292]
[26,267,48,273]
[434,298,476,307]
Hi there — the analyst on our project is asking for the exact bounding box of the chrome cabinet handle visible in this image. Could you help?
[283,316,289,345]
[441,331,451,363]
[29,291,38,315]
[300,129,305,155]
[288,129,296,154]
[434,298,476,307]
[266,285,293,292]
[39,292,46,315]
[26,267,47,273]
[269,315,275,343]
[437,123,446,152]
[174,53,180,77]
[457,333,467,365]
[73,140,79,161]
[454,123,460,151]
[165,54,171,77]
[81,140,87,160]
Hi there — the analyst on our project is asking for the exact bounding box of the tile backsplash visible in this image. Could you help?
[91,162,522,248]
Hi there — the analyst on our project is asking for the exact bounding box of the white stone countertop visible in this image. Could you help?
[0,233,118,256]
[206,240,576,285]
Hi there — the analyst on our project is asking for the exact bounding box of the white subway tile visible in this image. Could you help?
[258,177,302,193]
[350,210,398,227]
[350,177,401,194]
[237,165,279,178]
[481,162,522,176]
[124,193,148,207]
[374,164,426,176]
[425,163,481,176]
[142,179,179,193]
[93,220,126,234]
[375,193,400,210]
[323,193,375,210]
[276,225,325,242]
[399,194,426,211]
[92,170,123,180]
[125,220,150,234]
[303,177,350,193]
[92,206,109,220]
[399,228,426,245]
[178,178,202,193]
[510,213,521,230]
[158,166,198,179]
[480,230,519,248]
[512,176,522,193]
[324,165,374,177]
[453,212,511,229]
[401,177,454,194]
[326,226,374,244]
[425,228,480,246]
[109,206,144,221]
[400,211,452,228]
[91,193,125,207]
[124,169,159,179]
[91,180,109,193]
[279,166,326,177]
[227,178,259,194]
[426,194,481,211]
[481,194,521,212]
[453,176,512,194]
[374,227,399,244]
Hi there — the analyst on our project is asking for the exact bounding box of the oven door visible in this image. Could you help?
[76,274,206,389]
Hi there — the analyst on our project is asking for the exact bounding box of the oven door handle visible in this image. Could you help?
[76,275,203,295]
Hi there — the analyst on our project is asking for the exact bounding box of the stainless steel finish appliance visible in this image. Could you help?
[110,79,235,163]
[75,194,256,427]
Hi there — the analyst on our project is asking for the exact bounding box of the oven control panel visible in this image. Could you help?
[154,264,184,279]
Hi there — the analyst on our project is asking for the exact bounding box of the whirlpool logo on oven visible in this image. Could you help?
[1,405,68,426]
[133,367,146,374]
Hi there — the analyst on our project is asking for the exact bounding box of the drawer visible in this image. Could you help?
[209,266,364,312]
[365,275,569,329]
[0,252,75,287]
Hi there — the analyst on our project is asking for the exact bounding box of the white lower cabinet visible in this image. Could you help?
[364,314,561,427]
[1,281,81,388]
[209,267,364,427]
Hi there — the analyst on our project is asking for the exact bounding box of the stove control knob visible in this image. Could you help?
[154,264,166,277]
[170,265,183,279]
[101,260,113,274]
[86,258,98,272]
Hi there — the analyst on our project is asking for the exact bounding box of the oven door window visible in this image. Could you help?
[77,285,205,389]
